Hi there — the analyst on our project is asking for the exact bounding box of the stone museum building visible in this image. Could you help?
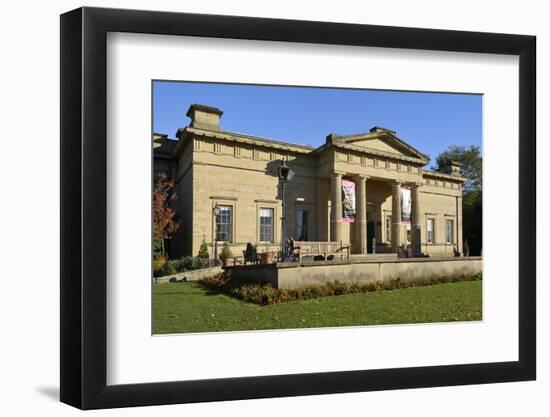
[154,104,466,259]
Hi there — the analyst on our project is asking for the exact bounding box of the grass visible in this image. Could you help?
[152,280,482,334]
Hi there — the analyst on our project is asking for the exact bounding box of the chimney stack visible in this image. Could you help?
[439,160,462,176]
[186,104,223,131]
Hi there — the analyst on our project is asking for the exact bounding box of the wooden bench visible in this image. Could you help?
[242,243,260,265]
[293,241,351,262]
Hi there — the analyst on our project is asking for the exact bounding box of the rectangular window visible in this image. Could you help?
[216,205,233,242]
[296,210,309,241]
[259,208,274,243]
[427,218,435,244]
[446,219,454,244]
[385,215,392,243]
[406,224,411,243]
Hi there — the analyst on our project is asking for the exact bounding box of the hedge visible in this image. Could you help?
[200,272,482,305]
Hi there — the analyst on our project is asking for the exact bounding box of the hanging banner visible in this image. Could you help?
[400,187,411,224]
[341,179,356,223]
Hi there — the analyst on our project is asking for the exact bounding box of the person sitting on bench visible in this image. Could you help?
[243,242,259,265]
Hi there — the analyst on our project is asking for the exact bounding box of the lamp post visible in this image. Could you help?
[212,205,221,266]
[278,160,295,260]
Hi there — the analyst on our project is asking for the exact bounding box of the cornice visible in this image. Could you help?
[327,131,430,163]
[183,127,315,155]
[421,169,466,182]
[327,142,428,164]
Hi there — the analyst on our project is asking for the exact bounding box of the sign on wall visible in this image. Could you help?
[400,187,411,224]
[341,179,356,223]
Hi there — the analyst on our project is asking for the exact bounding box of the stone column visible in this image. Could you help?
[411,183,422,254]
[456,195,463,255]
[391,181,402,252]
[330,172,343,243]
[355,175,368,254]
[315,179,327,241]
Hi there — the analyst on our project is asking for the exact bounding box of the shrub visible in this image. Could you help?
[198,239,210,259]
[153,261,174,278]
[153,255,209,277]
[153,253,167,272]
[219,242,233,262]
[199,272,482,305]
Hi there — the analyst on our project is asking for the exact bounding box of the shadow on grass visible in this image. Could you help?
[197,280,234,297]
[196,280,269,306]
[156,279,236,297]
[155,281,220,297]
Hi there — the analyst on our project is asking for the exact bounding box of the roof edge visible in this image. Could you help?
[421,169,466,182]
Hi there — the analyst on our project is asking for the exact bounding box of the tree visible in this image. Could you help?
[197,238,210,259]
[435,145,482,192]
[153,173,180,256]
[462,189,482,256]
[435,145,482,256]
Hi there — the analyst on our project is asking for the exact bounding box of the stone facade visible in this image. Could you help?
[154,104,466,259]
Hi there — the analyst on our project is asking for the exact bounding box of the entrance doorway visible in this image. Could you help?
[367,221,375,253]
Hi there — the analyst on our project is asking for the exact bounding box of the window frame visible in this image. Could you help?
[215,204,234,243]
[446,218,455,244]
[255,202,278,245]
[210,199,237,245]
[259,207,275,243]
[426,217,435,244]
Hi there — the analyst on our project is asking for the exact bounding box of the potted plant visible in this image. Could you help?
[219,242,233,267]
[260,250,274,265]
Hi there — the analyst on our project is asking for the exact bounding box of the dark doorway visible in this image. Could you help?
[367,221,375,253]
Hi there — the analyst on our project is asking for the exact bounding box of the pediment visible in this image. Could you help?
[331,131,429,162]
[348,137,409,156]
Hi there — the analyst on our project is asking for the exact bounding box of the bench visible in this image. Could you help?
[293,241,351,262]
[242,243,260,265]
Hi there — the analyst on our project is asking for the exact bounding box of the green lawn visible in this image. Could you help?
[153,280,482,334]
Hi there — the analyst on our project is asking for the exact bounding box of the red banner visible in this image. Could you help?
[400,187,411,224]
[341,179,356,223]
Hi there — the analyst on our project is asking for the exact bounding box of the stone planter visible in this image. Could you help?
[260,252,275,265]
[222,258,233,267]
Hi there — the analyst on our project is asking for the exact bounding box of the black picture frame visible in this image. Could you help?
[60,6,536,410]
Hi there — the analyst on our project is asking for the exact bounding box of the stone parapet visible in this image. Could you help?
[226,257,482,289]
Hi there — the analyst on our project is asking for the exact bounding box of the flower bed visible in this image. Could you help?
[200,272,482,305]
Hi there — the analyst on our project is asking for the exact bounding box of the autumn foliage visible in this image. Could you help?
[153,173,180,255]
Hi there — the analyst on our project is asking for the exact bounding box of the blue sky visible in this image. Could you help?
[153,81,482,164]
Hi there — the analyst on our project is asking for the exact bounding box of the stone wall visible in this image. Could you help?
[190,145,319,257]
[157,108,467,259]
[418,181,463,256]
[226,257,482,289]
[155,265,223,284]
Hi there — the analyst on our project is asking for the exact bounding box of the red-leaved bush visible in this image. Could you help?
[199,273,482,306]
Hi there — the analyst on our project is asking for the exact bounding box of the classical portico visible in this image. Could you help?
[327,173,424,255]
[319,127,435,255]
[157,104,466,259]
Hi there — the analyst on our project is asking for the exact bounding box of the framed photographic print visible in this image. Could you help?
[60,6,536,410]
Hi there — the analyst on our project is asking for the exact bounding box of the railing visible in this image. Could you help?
[293,241,351,261]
